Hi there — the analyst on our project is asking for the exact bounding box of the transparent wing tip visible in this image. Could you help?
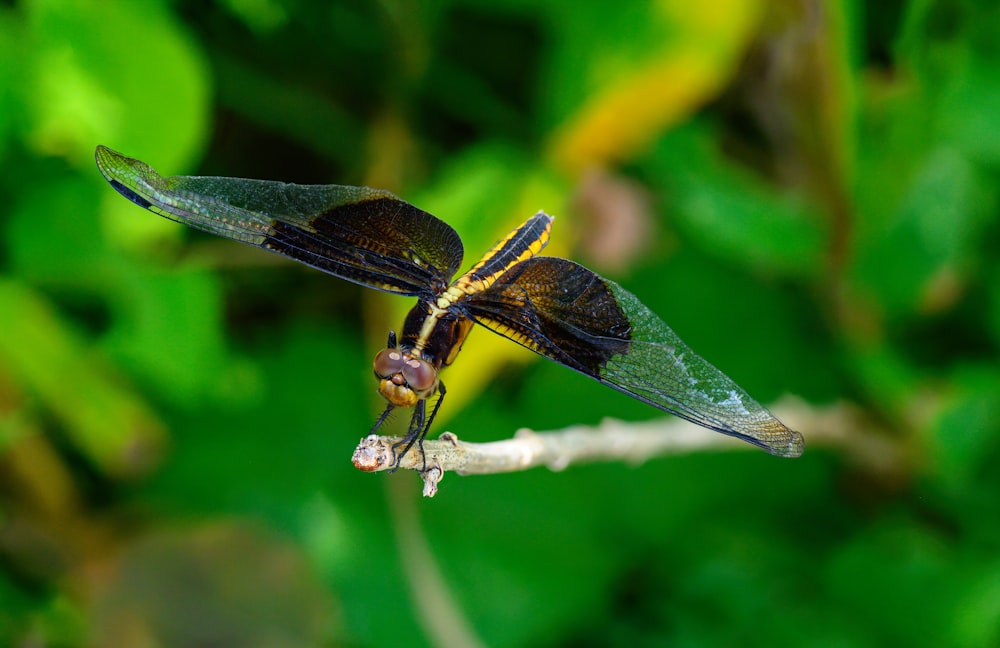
[769,429,805,458]
[94,144,128,182]
[94,145,164,211]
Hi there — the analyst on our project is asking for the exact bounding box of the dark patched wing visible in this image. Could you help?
[95,146,463,295]
[464,257,804,457]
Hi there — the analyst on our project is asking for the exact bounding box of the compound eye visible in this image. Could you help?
[373,348,406,378]
[402,357,436,393]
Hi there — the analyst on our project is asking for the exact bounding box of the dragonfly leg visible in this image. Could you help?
[415,382,447,473]
[389,382,447,473]
[370,402,394,434]
[390,400,426,473]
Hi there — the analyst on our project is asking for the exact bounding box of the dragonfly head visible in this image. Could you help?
[373,347,439,408]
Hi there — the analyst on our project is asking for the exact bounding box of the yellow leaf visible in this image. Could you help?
[547,0,764,175]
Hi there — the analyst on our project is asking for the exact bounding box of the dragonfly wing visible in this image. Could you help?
[95,146,463,294]
[465,257,804,457]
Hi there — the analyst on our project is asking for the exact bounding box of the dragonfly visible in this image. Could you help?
[95,145,804,468]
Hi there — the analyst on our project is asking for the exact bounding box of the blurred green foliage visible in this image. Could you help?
[1,0,999,646]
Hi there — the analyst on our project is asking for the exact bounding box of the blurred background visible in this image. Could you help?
[1,0,999,646]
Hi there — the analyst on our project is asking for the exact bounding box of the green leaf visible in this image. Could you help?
[931,364,1000,489]
[0,280,166,478]
[6,177,109,285]
[826,521,956,644]
[853,147,994,314]
[24,0,210,168]
[101,264,234,408]
[645,124,828,276]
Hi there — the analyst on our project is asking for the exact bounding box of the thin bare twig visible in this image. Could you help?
[352,396,898,496]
